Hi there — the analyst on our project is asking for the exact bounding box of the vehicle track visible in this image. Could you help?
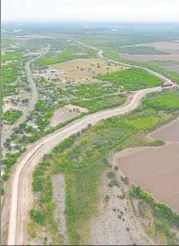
[5,39,176,245]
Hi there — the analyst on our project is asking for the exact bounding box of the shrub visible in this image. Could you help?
[30,209,45,224]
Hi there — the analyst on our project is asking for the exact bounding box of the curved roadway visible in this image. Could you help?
[7,40,176,245]
[2,45,50,143]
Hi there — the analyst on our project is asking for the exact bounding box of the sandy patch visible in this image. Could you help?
[52,173,68,244]
[50,105,88,127]
[90,171,153,245]
[51,58,126,86]
[120,53,179,62]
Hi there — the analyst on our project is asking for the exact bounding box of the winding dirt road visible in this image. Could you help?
[4,39,176,245]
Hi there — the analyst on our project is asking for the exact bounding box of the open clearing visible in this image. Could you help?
[164,65,179,74]
[50,104,88,127]
[52,173,68,244]
[89,171,153,245]
[120,53,179,62]
[122,41,179,54]
[51,58,126,85]
[113,118,179,214]
[120,41,179,61]
[150,117,179,141]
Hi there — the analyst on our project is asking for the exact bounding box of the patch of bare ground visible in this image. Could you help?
[52,173,68,244]
[149,117,179,142]
[120,53,179,62]
[50,104,88,127]
[51,58,126,86]
[163,65,179,74]
[124,41,179,54]
[112,118,179,214]
[89,170,154,245]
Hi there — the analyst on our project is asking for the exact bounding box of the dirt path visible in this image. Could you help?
[52,173,68,244]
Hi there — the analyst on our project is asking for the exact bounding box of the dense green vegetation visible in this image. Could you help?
[144,90,179,110]
[29,90,179,244]
[119,46,169,55]
[130,186,179,244]
[37,46,94,67]
[68,83,118,98]
[1,52,23,61]
[103,47,179,85]
[1,63,19,96]
[3,109,22,124]
[97,68,163,91]
[72,94,126,112]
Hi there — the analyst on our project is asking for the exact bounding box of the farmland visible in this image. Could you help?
[97,68,163,90]
[119,46,169,55]
[28,89,179,245]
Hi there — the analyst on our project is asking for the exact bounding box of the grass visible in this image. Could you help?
[67,83,118,98]
[3,109,22,124]
[1,52,23,61]
[71,94,126,112]
[125,116,160,130]
[29,90,179,244]
[143,90,179,110]
[37,46,94,67]
[97,68,163,91]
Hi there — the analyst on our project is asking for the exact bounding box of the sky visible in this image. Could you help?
[2,0,179,22]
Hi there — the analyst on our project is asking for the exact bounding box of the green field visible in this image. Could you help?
[143,90,179,110]
[29,90,179,244]
[37,46,94,67]
[3,109,22,125]
[71,94,126,112]
[2,52,23,61]
[97,68,163,91]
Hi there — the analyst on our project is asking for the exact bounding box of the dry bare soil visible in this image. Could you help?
[113,118,179,213]
[50,104,88,127]
[51,58,126,86]
[120,41,179,61]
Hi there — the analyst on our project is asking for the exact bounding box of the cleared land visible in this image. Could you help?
[164,65,179,74]
[150,117,179,141]
[51,58,126,86]
[50,105,88,127]
[52,173,68,244]
[122,41,179,54]
[120,53,179,62]
[115,118,179,214]
[120,41,179,62]
[89,171,153,245]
